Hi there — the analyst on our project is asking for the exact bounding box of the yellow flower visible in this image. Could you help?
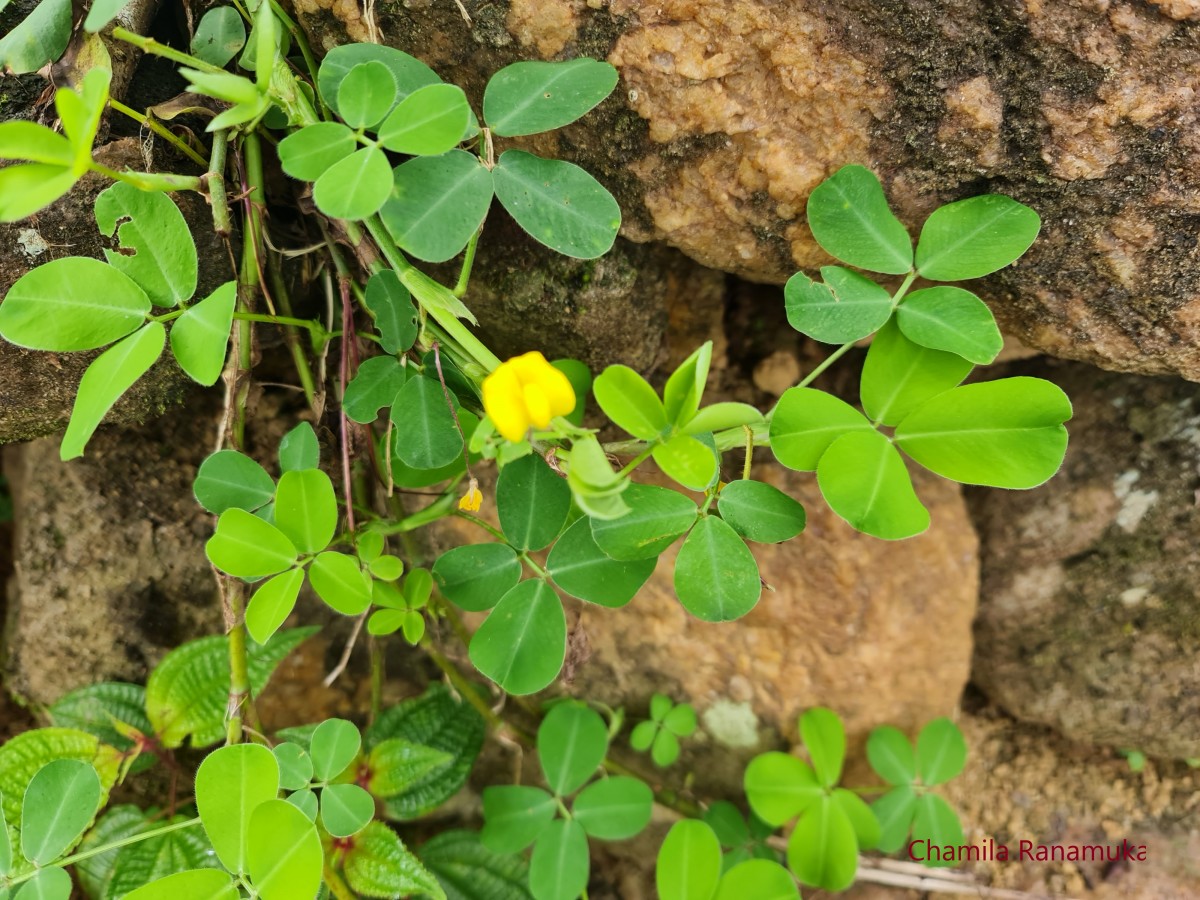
[458,477,483,512]
[482,351,575,442]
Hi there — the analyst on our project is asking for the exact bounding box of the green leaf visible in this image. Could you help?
[546,518,655,608]
[497,453,571,551]
[190,7,247,67]
[194,449,275,514]
[831,787,880,850]
[481,786,556,854]
[244,568,304,644]
[784,267,893,344]
[800,707,845,789]
[629,721,656,753]
[246,799,323,899]
[364,270,418,354]
[365,684,485,820]
[663,342,712,426]
[768,387,872,472]
[714,860,799,900]
[470,581,565,695]
[552,359,591,426]
[806,165,912,275]
[653,433,718,492]
[0,728,110,827]
[381,150,494,263]
[419,829,532,900]
[106,816,221,898]
[72,806,146,896]
[484,59,617,137]
[538,702,608,796]
[391,375,463,470]
[58,68,110,166]
[318,44,441,121]
[0,257,149,351]
[683,403,763,436]
[911,793,964,866]
[744,753,823,827]
[371,554,405,582]
[860,319,973,427]
[0,163,78,223]
[785,795,858,891]
[916,718,967,785]
[279,422,319,472]
[309,551,373,615]
[0,0,71,75]
[313,146,393,221]
[83,0,130,31]
[61,321,165,460]
[572,776,653,840]
[320,783,375,838]
[310,718,362,782]
[590,484,697,561]
[273,742,313,791]
[169,280,236,385]
[277,122,356,182]
[338,61,398,129]
[343,356,408,425]
[663,704,697,737]
[378,83,470,155]
[656,820,722,900]
[195,743,280,874]
[48,682,151,753]
[206,508,298,578]
[915,194,1040,281]
[716,480,805,543]
[0,122,73,165]
[817,429,929,539]
[529,819,589,900]
[11,867,71,900]
[365,738,452,797]
[651,731,681,768]
[493,150,620,260]
[273,468,337,554]
[94,182,197,308]
[433,544,522,612]
[119,869,238,900]
[566,435,630,521]
[866,726,917,786]
[344,821,446,900]
[893,377,1072,488]
[287,788,319,821]
[146,628,316,748]
[873,785,918,853]
[896,286,1002,364]
[674,516,761,622]
[592,365,667,440]
[20,760,101,864]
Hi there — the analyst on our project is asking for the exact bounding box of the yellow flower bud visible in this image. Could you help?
[482,351,576,442]
[458,477,483,512]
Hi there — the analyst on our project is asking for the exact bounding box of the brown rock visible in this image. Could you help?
[968,359,1200,758]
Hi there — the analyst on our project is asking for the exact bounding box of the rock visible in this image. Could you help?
[968,359,1200,758]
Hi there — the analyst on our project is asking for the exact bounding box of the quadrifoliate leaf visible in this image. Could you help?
[893,377,1072,488]
[433,543,522,612]
[190,6,247,67]
[538,702,608,796]
[364,270,418,354]
[714,860,799,900]
[95,183,197,308]
[274,742,314,791]
[381,151,494,263]
[480,786,556,854]
[866,726,917,785]
[338,61,398,129]
[716,480,805,543]
[279,422,320,472]
[10,866,71,900]
[915,194,1040,281]
[418,829,532,900]
[831,787,880,850]
[105,815,221,898]
[484,59,617,137]
[589,483,697,561]
[0,0,71,75]
[497,453,571,551]
[592,365,667,440]
[313,147,393,221]
[391,375,463,470]
[896,286,1002,364]
[682,402,763,435]
[768,387,872,472]
[859,319,973,427]
[572,777,653,841]
[119,869,238,900]
[343,822,446,900]
[743,752,822,827]
[873,785,918,853]
[277,122,356,182]
[195,743,280,875]
[546,518,655,608]
[0,258,149,351]
[656,820,722,900]
[378,83,470,156]
[529,819,589,900]
[170,280,236,385]
[246,799,323,899]
[806,165,912,275]
[20,760,101,865]
[244,568,304,644]
[310,718,361,782]
[61,321,165,460]
[318,44,441,121]
[493,150,620,259]
[653,433,718,492]
[320,783,375,838]
[309,551,373,615]
[911,793,964,866]
[674,516,761,622]
[206,508,299,578]
[343,356,408,424]
[800,708,845,789]
[816,429,929,540]
[274,468,337,554]
[785,795,858,892]
[194,449,275,514]
[915,718,967,785]
[784,267,893,344]
[470,581,565,696]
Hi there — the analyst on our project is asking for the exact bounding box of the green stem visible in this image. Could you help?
[453,510,508,544]
[88,163,204,193]
[206,130,232,238]
[225,582,252,745]
[617,444,656,478]
[267,259,318,406]
[111,27,226,73]
[742,425,755,481]
[520,552,549,580]
[453,229,481,298]
[322,865,357,900]
[109,98,207,167]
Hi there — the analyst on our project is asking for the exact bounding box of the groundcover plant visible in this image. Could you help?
[0,1,1069,897]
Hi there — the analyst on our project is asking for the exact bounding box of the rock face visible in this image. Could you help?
[295,0,1200,381]
[969,359,1200,759]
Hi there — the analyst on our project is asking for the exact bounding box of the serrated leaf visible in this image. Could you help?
[94,182,197,308]
[418,830,532,900]
[170,281,236,386]
[366,739,452,797]
[345,821,446,899]
[0,730,112,829]
[47,683,151,755]
[105,816,220,898]
[73,805,147,899]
